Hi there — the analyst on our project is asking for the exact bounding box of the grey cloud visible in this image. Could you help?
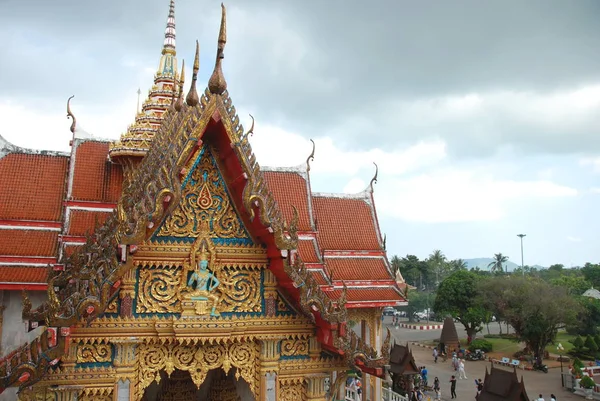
[1,0,599,156]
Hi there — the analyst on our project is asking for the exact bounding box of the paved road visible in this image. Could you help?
[383,318,578,400]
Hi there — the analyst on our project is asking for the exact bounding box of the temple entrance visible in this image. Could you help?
[141,368,254,401]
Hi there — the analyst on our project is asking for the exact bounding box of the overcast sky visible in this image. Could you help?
[1,0,599,267]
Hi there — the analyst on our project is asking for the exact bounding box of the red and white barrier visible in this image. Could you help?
[399,323,443,330]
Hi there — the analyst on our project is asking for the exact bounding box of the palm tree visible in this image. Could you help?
[428,250,446,286]
[488,253,509,273]
[450,259,468,271]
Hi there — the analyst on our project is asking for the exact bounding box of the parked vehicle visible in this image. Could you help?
[466,349,486,361]
[532,361,548,373]
[383,307,396,316]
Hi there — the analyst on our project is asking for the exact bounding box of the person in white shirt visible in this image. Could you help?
[550,394,556,401]
[537,394,545,401]
[458,359,467,379]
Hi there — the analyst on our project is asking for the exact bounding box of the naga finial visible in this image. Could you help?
[67,95,76,134]
[369,162,378,193]
[240,114,255,142]
[306,139,316,172]
[208,3,228,95]
[175,59,185,111]
[186,41,200,106]
[383,233,387,251]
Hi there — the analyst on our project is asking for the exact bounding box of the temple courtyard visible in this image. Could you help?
[386,320,581,401]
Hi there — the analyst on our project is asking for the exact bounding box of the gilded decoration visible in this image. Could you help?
[155,144,251,244]
[75,343,112,364]
[136,233,262,316]
[136,341,259,397]
[279,378,306,401]
[281,338,309,358]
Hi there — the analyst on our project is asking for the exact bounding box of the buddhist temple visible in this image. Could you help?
[476,364,530,401]
[0,2,407,400]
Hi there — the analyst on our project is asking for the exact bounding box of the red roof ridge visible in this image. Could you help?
[0,134,70,160]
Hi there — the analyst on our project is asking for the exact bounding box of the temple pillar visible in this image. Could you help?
[306,374,328,401]
[308,336,321,359]
[374,308,383,401]
[53,386,82,401]
[361,320,368,401]
[112,340,138,401]
[259,338,281,401]
[118,270,136,318]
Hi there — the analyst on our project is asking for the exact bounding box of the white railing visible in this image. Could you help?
[344,386,408,401]
[382,387,409,401]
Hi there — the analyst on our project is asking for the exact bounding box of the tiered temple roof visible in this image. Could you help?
[0,1,407,393]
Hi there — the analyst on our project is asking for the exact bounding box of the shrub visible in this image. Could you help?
[573,336,585,351]
[574,357,585,370]
[469,339,493,353]
[585,335,598,352]
[580,375,595,389]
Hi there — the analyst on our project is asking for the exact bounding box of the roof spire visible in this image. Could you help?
[369,162,378,192]
[306,139,316,172]
[175,60,185,111]
[208,3,228,95]
[66,95,76,134]
[162,0,176,55]
[186,41,200,106]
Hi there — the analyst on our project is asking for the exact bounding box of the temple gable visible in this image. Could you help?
[152,144,253,246]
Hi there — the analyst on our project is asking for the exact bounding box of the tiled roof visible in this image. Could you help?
[309,270,329,285]
[0,153,68,221]
[263,171,312,231]
[313,196,381,251]
[0,267,48,283]
[63,245,82,257]
[68,210,111,236]
[327,257,392,281]
[0,230,59,257]
[327,287,404,303]
[71,141,123,202]
[297,239,320,263]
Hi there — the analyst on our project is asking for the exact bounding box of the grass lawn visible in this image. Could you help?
[545,331,575,355]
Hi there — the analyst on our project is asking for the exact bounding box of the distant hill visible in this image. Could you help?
[463,258,521,272]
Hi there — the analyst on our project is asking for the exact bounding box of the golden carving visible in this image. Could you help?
[136,265,261,315]
[279,378,306,401]
[136,341,259,397]
[281,338,309,357]
[76,343,112,363]
[156,145,249,241]
[105,298,118,314]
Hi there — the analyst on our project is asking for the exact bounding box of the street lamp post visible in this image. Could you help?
[517,234,526,276]
[558,343,565,387]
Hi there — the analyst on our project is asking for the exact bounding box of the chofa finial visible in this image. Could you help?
[67,95,76,134]
[175,60,185,111]
[208,3,228,95]
[240,114,255,143]
[186,41,200,106]
[306,139,316,172]
[369,162,378,192]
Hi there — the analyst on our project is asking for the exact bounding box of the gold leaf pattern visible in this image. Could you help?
[281,338,309,357]
[156,145,249,241]
[76,343,112,363]
[136,265,262,314]
[136,342,259,396]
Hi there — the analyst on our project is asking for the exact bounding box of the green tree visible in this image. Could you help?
[572,335,584,352]
[582,263,600,288]
[585,335,598,353]
[401,288,435,323]
[448,259,468,271]
[487,253,509,273]
[433,270,485,343]
[481,276,580,363]
[550,275,591,296]
[390,255,402,277]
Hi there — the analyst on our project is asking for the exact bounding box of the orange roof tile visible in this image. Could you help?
[309,270,329,285]
[63,245,82,257]
[71,141,123,202]
[0,230,59,257]
[328,287,405,303]
[327,257,392,281]
[298,239,320,263]
[0,153,68,221]
[263,171,312,231]
[313,196,381,250]
[68,210,111,236]
[0,267,48,283]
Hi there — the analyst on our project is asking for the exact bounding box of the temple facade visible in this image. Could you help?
[0,2,407,400]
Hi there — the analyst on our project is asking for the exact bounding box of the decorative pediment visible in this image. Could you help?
[152,144,253,246]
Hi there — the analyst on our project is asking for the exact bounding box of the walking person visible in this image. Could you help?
[458,359,467,379]
[550,394,557,401]
[536,395,545,401]
[449,375,457,399]
[433,347,438,363]
[476,378,483,396]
